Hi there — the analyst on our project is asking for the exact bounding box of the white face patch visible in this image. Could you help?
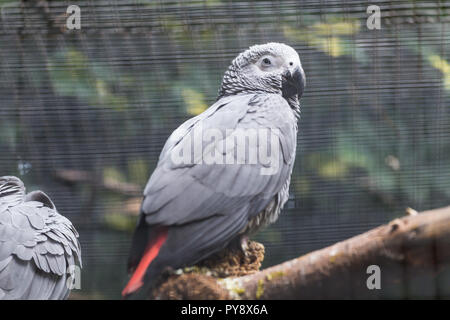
[257,55,284,72]
[254,46,301,77]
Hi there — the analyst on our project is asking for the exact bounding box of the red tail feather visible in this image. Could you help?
[122,228,168,296]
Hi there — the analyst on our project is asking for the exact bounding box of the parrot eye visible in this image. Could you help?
[262,58,272,66]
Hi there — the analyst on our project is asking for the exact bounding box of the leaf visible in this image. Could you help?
[428,55,450,90]
[127,158,149,186]
[313,21,360,36]
[181,88,209,115]
[103,167,126,184]
[318,160,349,179]
[104,213,137,233]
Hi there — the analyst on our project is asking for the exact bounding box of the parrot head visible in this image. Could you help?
[218,42,305,105]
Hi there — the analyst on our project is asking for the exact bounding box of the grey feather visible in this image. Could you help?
[0,177,81,300]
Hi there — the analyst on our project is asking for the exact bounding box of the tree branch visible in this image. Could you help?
[54,169,141,196]
[154,206,450,299]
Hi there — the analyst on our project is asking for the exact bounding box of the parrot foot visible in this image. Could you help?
[240,235,250,256]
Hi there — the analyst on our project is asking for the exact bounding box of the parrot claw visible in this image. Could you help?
[240,236,249,257]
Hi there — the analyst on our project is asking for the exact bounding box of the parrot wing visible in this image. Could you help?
[0,186,81,300]
[142,93,297,225]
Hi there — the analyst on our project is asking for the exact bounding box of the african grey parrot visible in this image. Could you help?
[123,43,305,297]
[0,176,82,299]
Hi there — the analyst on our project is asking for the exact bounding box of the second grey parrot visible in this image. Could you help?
[123,43,305,297]
[0,176,82,299]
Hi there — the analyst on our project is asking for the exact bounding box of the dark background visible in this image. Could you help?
[0,0,449,299]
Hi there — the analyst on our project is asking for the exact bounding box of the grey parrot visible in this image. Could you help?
[123,43,305,297]
[0,176,82,299]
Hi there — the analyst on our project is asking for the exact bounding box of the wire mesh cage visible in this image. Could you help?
[0,0,449,299]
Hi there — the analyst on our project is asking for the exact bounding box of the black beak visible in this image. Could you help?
[282,67,305,100]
